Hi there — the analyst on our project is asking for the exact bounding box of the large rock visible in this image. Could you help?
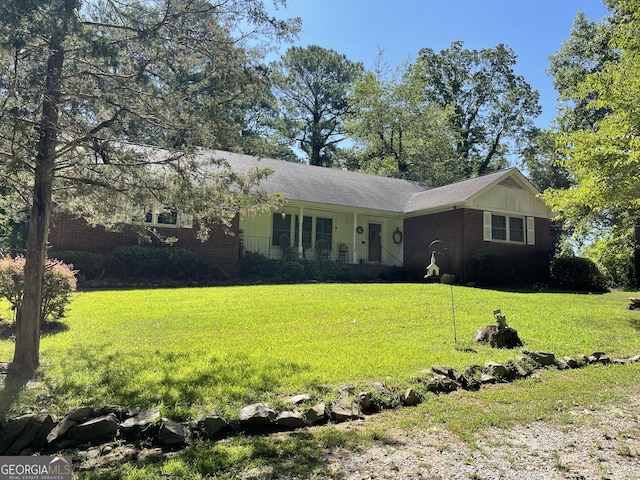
[304,403,328,425]
[65,413,119,444]
[46,417,77,445]
[289,394,312,405]
[401,388,421,406]
[330,398,362,423]
[484,361,508,379]
[158,418,191,446]
[0,415,32,454]
[239,403,276,430]
[275,411,305,430]
[525,350,556,366]
[1,413,55,455]
[120,407,161,436]
[198,416,228,438]
[66,406,95,423]
[431,365,456,378]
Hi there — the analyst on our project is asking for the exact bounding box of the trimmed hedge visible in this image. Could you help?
[52,246,227,283]
[240,251,353,283]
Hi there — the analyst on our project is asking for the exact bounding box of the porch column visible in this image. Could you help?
[297,206,304,256]
[352,212,358,264]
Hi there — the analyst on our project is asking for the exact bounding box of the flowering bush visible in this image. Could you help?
[0,255,78,323]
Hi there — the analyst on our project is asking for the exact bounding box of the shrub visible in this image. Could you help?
[50,250,108,280]
[109,245,208,280]
[240,251,352,283]
[0,255,78,323]
[550,256,609,292]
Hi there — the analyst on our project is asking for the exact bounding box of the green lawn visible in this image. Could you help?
[1,283,639,420]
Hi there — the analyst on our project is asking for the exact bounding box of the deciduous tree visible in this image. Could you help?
[410,41,541,177]
[345,55,461,186]
[544,0,640,288]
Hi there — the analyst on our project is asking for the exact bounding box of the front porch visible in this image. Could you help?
[240,235,403,267]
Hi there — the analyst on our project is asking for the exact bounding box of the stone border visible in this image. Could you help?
[1,350,639,457]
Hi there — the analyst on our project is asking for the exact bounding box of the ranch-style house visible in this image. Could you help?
[48,150,553,284]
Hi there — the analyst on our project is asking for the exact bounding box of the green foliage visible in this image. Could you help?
[410,41,541,177]
[109,246,209,280]
[0,255,77,322]
[547,11,618,132]
[583,231,637,289]
[544,2,640,288]
[270,45,364,166]
[345,54,461,186]
[549,256,609,292]
[50,251,108,281]
[302,258,352,282]
[239,251,352,283]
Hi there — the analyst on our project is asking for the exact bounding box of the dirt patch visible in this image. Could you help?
[324,398,640,479]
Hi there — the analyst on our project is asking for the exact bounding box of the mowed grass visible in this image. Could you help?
[1,283,639,420]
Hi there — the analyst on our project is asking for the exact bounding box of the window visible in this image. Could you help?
[274,214,333,249]
[315,217,333,246]
[491,215,507,241]
[509,217,525,243]
[272,213,291,246]
[484,212,534,244]
[145,209,192,228]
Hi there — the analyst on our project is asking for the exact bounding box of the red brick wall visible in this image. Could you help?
[48,213,241,276]
[404,208,551,285]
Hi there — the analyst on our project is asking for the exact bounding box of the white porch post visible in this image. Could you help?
[352,212,358,264]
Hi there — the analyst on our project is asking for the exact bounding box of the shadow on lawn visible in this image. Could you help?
[0,369,30,423]
[0,320,69,340]
[54,346,313,419]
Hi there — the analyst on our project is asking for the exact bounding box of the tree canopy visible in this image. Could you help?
[0,0,299,372]
[410,41,541,177]
[345,55,461,186]
[544,0,640,287]
[269,45,364,166]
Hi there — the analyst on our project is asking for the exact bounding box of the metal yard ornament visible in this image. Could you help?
[425,240,457,344]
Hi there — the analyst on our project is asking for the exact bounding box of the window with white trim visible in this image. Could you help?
[145,209,193,228]
[483,211,535,245]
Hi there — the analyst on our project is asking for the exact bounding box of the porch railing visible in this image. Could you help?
[240,235,402,267]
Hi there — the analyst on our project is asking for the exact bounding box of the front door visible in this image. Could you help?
[368,223,382,262]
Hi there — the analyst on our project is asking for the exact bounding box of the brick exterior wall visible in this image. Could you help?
[404,208,551,285]
[48,213,241,276]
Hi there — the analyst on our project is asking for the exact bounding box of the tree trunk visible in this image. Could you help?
[634,220,640,290]
[12,30,64,374]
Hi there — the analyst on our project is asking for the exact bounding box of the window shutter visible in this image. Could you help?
[483,211,492,241]
[526,217,535,245]
[179,213,194,228]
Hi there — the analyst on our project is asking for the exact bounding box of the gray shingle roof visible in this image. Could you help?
[211,150,426,213]
[210,150,524,215]
[403,168,518,213]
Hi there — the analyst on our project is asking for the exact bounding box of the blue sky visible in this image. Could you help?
[267,0,611,129]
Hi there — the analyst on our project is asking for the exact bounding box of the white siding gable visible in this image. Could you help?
[469,174,549,217]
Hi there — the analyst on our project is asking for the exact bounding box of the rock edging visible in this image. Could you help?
[1,349,639,457]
